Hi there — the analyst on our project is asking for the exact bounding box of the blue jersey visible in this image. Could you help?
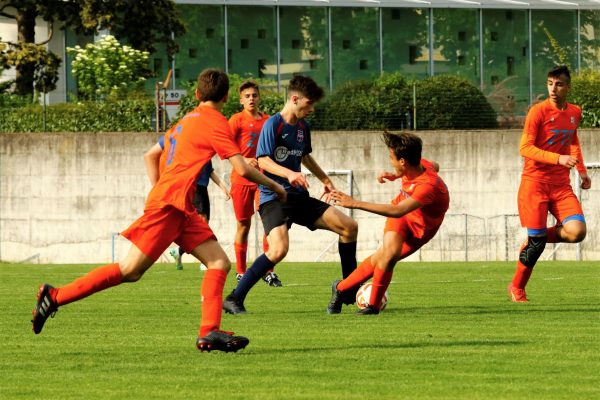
[256,113,312,205]
[158,136,212,187]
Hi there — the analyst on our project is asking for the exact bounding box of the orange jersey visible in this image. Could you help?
[520,99,586,185]
[228,111,269,186]
[390,159,449,237]
[146,105,240,215]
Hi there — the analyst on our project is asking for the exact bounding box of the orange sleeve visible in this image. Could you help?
[519,106,560,165]
[570,132,587,175]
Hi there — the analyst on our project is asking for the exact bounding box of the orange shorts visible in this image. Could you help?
[518,179,584,230]
[384,216,440,259]
[121,206,217,261]
[231,184,257,222]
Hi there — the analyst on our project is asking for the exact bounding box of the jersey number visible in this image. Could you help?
[548,129,574,146]
[247,132,258,148]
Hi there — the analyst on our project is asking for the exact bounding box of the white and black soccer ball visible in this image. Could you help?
[355,283,389,311]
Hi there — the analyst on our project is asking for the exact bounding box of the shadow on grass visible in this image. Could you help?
[250,339,527,354]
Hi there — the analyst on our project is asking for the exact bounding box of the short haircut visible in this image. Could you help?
[197,69,229,102]
[288,75,324,102]
[548,65,571,83]
[239,80,260,94]
[383,131,422,167]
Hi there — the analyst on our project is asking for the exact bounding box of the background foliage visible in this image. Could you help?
[569,70,600,128]
[67,35,149,100]
[313,73,498,130]
[0,97,154,132]
[173,74,284,123]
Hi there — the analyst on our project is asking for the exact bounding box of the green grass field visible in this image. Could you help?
[1,261,599,400]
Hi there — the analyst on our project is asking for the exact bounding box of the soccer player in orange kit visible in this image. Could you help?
[508,65,591,303]
[228,81,281,286]
[327,131,449,315]
[31,69,286,352]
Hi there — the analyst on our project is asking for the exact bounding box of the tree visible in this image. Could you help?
[0,0,185,96]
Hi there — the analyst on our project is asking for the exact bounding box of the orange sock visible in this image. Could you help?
[337,256,375,292]
[511,261,533,289]
[234,242,248,274]
[55,263,122,306]
[370,267,393,309]
[262,234,269,253]
[199,269,227,337]
[546,226,559,243]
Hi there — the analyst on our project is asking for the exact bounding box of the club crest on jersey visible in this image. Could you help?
[571,116,575,124]
[297,129,304,143]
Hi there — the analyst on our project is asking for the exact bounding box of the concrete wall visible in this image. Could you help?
[1,130,599,264]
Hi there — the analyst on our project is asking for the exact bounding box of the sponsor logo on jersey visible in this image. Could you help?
[274,146,303,162]
[571,116,575,124]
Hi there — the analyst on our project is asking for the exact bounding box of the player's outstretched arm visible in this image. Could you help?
[301,154,334,201]
[332,190,422,218]
[231,154,287,201]
[258,156,308,189]
[143,143,163,186]
[209,171,231,200]
[377,171,401,183]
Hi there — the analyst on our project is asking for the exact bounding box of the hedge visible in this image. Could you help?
[0,98,154,133]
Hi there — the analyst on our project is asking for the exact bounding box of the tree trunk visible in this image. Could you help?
[15,8,36,96]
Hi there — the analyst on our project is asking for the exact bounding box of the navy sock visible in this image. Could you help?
[339,241,357,278]
[233,254,275,302]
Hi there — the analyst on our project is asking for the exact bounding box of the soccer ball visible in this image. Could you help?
[355,283,388,311]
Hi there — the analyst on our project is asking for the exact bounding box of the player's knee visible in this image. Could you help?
[519,236,547,268]
[341,218,358,240]
[267,245,288,263]
[206,258,231,271]
[119,263,145,282]
[562,226,586,243]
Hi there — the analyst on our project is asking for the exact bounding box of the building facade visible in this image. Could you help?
[2,0,599,111]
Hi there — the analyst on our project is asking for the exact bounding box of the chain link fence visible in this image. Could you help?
[419,164,600,262]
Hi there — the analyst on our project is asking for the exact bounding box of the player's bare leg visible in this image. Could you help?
[555,220,586,243]
[190,240,249,352]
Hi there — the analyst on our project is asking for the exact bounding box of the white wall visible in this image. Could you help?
[1,130,599,264]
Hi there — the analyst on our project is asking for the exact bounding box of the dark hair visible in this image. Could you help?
[197,69,229,102]
[239,80,260,94]
[382,131,422,166]
[288,75,324,102]
[548,65,571,83]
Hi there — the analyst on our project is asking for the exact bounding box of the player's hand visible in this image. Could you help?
[558,155,579,168]
[320,181,336,203]
[224,190,231,201]
[331,190,355,208]
[272,183,288,202]
[245,157,259,169]
[580,174,592,190]
[377,171,399,183]
[287,171,309,189]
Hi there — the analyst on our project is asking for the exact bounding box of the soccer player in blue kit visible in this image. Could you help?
[222,75,359,314]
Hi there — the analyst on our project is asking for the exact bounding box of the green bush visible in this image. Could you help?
[0,98,154,132]
[313,73,411,130]
[173,74,285,124]
[312,73,497,130]
[570,70,600,128]
[413,75,498,130]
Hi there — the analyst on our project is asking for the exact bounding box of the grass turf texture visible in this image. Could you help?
[1,261,598,400]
